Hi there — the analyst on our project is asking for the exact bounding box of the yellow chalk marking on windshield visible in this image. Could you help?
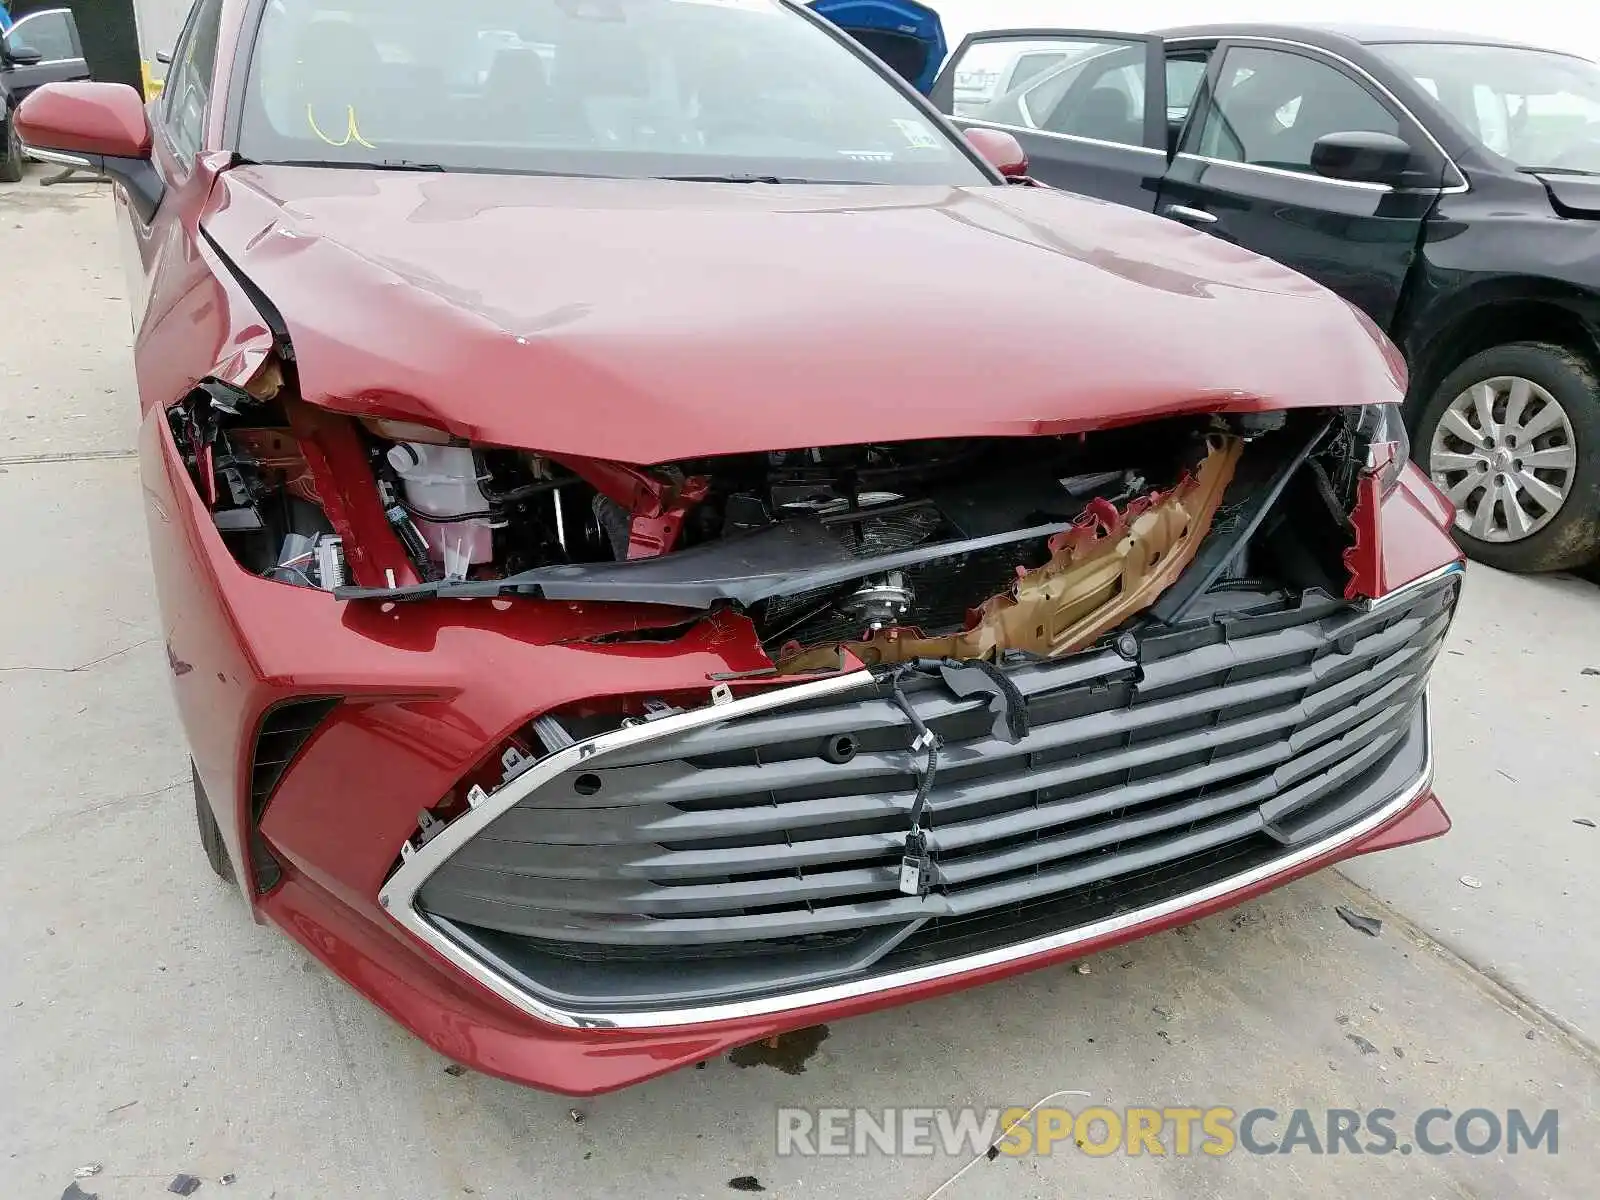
[307,105,377,150]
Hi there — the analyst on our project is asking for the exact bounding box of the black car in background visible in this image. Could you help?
[930,23,1600,573]
[2,7,90,180]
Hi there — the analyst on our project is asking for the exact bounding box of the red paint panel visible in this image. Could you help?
[1348,463,1466,599]
[1377,466,1466,593]
[258,615,782,915]
[133,151,250,413]
[15,81,151,158]
[964,127,1029,177]
[1343,470,1386,601]
[143,407,712,893]
[260,787,1451,1096]
[199,167,1410,462]
[284,401,418,589]
[141,409,270,902]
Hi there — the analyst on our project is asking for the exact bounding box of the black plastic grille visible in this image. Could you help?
[418,576,1455,1010]
[247,697,339,892]
[250,698,341,820]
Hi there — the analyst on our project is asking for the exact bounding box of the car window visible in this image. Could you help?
[1191,45,1400,173]
[1011,46,1207,142]
[1376,42,1600,173]
[959,38,1143,131]
[238,0,987,185]
[6,9,80,61]
[163,0,225,161]
[1471,84,1512,155]
[1009,50,1066,91]
[1039,51,1139,143]
[1033,44,1149,146]
[951,38,1079,118]
[1012,59,1076,127]
[1166,56,1208,122]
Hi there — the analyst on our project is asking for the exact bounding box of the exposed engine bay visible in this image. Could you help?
[170,365,1398,671]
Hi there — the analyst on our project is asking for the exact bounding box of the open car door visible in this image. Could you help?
[808,0,946,96]
[931,29,1178,210]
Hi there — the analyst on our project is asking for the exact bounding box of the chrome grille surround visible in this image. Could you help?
[381,563,1461,1030]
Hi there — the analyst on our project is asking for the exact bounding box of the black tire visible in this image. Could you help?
[0,116,24,184]
[193,761,236,883]
[1414,341,1600,573]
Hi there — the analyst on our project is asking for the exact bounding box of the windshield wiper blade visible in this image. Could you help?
[660,173,837,184]
[1522,166,1600,177]
[267,158,447,172]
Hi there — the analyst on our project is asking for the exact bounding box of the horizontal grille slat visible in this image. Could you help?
[473,633,1434,853]
[505,605,1445,824]
[436,862,906,916]
[445,674,1422,880]
[930,744,1284,854]
[424,707,1421,939]
[452,829,909,881]
[692,605,1440,787]
[540,750,913,809]
[484,792,908,844]
[598,648,1135,768]
[414,576,1457,995]
[936,785,1272,886]
[424,808,1280,946]
[1264,716,1412,825]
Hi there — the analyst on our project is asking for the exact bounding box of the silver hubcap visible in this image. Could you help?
[1429,375,1577,543]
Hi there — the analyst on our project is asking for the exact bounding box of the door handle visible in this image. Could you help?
[1162,203,1218,225]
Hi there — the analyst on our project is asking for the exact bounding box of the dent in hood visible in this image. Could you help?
[201,167,1405,462]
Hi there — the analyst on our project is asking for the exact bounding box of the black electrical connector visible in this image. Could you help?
[888,671,942,898]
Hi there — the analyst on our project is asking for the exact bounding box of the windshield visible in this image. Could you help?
[238,0,987,184]
[1376,42,1600,173]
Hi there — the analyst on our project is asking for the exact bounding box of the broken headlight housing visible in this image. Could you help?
[1359,403,1411,496]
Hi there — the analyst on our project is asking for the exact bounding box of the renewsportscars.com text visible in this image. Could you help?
[776,1105,1560,1158]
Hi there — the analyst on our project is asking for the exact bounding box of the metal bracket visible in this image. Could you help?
[39,164,103,187]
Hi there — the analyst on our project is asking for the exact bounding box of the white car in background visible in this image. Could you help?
[950,39,1074,114]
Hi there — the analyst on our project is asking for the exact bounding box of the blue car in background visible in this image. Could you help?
[811,3,1089,120]
[809,0,945,96]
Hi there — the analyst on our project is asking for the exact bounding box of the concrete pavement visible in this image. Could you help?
[2,165,1596,1199]
[1344,565,1600,1045]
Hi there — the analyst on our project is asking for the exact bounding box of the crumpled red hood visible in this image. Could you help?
[203,167,1404,462]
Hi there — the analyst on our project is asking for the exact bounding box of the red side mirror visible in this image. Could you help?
[16,81,165,222]
[964,127,1029,179]
[16,81,152,161]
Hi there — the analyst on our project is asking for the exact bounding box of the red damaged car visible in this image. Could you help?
[19,0,1460,1095]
